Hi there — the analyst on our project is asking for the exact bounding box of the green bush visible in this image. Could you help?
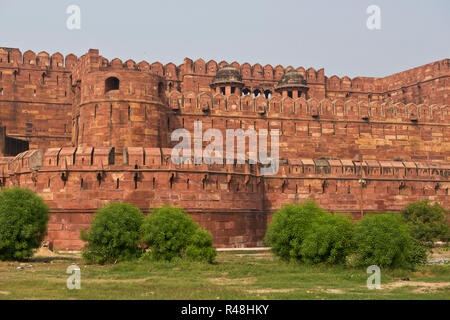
[353,213,427,269]
[300,214,354,264]
[264,201,354,264]
[141,206,216,263]
[81,202,144,264]
[0,187,49,261]
[401,200,450,246]
[185,228,216,263]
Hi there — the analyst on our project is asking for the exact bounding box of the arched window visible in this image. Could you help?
[242,88,251,96]
[105,77,120,93]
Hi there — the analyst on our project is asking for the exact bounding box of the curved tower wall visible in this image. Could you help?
[75,71,168,149]
[71,50,169,163]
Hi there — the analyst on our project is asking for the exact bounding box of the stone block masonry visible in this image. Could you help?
[0,47,448,249]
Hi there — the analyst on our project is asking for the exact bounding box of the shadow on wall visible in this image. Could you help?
[0,126,29,156]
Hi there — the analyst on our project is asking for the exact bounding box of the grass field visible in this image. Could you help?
[0,249,449,300]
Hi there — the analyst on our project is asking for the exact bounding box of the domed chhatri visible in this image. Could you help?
[210,64,244,95]
[276,69,307,89]
[211,64,244,86]
[275,69,309,98]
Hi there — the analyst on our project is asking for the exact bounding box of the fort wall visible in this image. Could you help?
[167,92,450,162]
[0,48,75,151]
[1,48,448,156]
[0,47,448,250]
[0,146,448,249]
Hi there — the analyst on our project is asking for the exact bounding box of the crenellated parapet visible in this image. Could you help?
[90,55,448,106]
[164,93,449,162]
[3,147,449,189]
[325,59,449,104]
[2,47,447,105]
[0,47,78,70]
[0,47,79,150]
[1,147,449,216]
[0,48,77,101]
[0,48,76,101]
[381,59,449,91]
[166,91,449,123]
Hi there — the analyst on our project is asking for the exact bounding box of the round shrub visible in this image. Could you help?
[81,202,144,264]
[264,201,354,264]
[185,228,216,263]
[401,200,449,246]
[0,187,49,261]
[354,213,427,269]
[141,206,216,263]
[300,214,354,264]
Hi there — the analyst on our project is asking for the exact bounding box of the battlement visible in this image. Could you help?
[2,47,447,105]
[381,59,450,90]
[0,47,78,70]
[326,59,449,92]
[3,146,450,181]
[2,147,253,175]
[71,54,326,83]
[2,47,447,90]
[167,92,449,123]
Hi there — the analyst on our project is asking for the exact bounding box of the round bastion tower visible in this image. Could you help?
[71,51,169,163]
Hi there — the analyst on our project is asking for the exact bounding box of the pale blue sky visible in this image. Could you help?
[0,0,448,78]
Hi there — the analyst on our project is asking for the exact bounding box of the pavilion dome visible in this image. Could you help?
[277,70,307,89]
[211,65,243,86]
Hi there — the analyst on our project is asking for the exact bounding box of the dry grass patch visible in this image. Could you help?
[247,288,296,294]
[382,281,450,293]
[318,288,345,294]
[412,271,434,277]
[208,277,256,286]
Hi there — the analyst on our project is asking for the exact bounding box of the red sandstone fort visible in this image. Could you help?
[0,47,448,250]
